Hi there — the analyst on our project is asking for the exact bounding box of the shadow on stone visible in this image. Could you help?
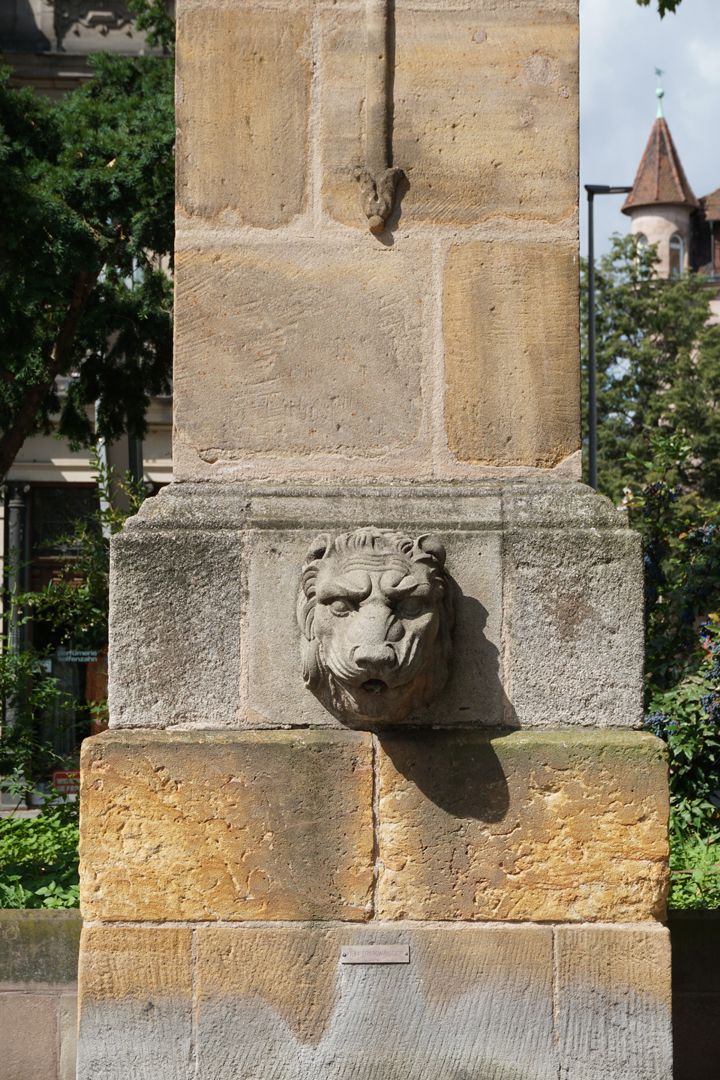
[447,586,518,729]
[378,729,511,823]
[375,172,410,247]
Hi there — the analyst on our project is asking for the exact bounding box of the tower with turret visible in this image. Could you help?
[622,85,698,276]
[622,82,720,319]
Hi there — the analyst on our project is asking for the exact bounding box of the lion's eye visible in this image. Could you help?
[397,596,425,618]
[329,598,354,616]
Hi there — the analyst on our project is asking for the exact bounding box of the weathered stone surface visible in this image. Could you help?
[77,928,193,1080]
[176,8,310,226]
[444,240,579,466]
[109,527,244,728]
[80,730,374,922]
[108,481,641,731]
[195,924,559,1079]
[321,6,578,228]
[173,239,431,482]
[74,922,673,1079]
[501,480,625,528]
[0,992,60,1078]
[296,526,455,728]
[377,730,668,922]
[0,909,80,987]
[58,992,78,1080]
[247,526,504,729]
[504,528,644,727]
[555,925,672,1080]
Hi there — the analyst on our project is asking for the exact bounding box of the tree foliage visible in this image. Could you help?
[582,236,720,504]
[636,0,683,15]
[0,803,79,909]
[14,455,146,651]
[583,236,720,906]
[0,9,174,479]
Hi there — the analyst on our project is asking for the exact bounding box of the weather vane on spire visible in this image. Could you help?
[655,67,665,118]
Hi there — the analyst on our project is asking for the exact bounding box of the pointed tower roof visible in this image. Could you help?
[622,117,698,214]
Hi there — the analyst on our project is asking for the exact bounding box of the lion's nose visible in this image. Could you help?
[352,640,396,671]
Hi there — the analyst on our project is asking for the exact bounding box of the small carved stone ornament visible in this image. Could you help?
[297,527,455,727]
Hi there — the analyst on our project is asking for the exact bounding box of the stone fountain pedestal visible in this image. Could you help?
[76,2,672,1077]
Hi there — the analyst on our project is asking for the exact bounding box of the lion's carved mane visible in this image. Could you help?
[297,527,455,727]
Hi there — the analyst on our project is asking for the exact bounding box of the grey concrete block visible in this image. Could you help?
[77,998,192,1080]
[59,992,78,1080]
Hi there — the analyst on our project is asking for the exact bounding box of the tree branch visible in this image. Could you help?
[0,270,97,481]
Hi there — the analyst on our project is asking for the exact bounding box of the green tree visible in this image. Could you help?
[582,236,720,503]
[0,2,175,480]
[584,236,720,906]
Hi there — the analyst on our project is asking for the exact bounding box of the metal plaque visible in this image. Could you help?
[340,945,410,965]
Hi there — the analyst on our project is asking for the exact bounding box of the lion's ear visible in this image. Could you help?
[300,637,322,690]
[415,533,446,568]
[306,533,333,563]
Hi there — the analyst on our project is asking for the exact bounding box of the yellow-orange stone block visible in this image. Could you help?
[79,927,193,1003]
[377,729,668,922]
[172,239,430,479]
[80,730,374,922]
[176,8,310,226]
[444,240,580,466]
[321,5,578,227]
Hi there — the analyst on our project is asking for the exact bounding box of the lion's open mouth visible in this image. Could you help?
[361,678,388,695]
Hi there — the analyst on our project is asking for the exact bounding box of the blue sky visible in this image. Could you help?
[580,0,720,255]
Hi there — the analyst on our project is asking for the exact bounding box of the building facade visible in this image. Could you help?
[622,107,720,320]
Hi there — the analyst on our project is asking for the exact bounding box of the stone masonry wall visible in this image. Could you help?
[0,911,80,1080]
[77,2,673,1077]
[173,0,580,481]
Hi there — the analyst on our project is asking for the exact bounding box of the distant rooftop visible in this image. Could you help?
[622,116,698,214]
[701,187,720,223]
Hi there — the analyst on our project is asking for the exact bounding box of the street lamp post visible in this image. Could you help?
[584,184,633,490]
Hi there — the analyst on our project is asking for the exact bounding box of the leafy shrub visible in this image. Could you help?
[669,832,720,910]
[623,437,720,909]
[0,801,79,909]
[0,646,74,799]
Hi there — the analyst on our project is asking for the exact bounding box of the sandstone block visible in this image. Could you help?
[247,527,505,728]
[195,924,558,1079]
[173,239,431,482]
[443,240,580,466]
[109,528,244,728]
[504,527,644,726]
[176,8,310,226]
[59,992,78,1080]
[0,909,80,987]
[0,992,59,1079]
[80,730,374,922]
[77,927,193,1080]
[377,729,668,921]
[321,7,577,228]
[555,924,672,1080]
[107,481,642,731]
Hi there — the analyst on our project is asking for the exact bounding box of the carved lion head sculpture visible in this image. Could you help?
[297,527,455,727]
